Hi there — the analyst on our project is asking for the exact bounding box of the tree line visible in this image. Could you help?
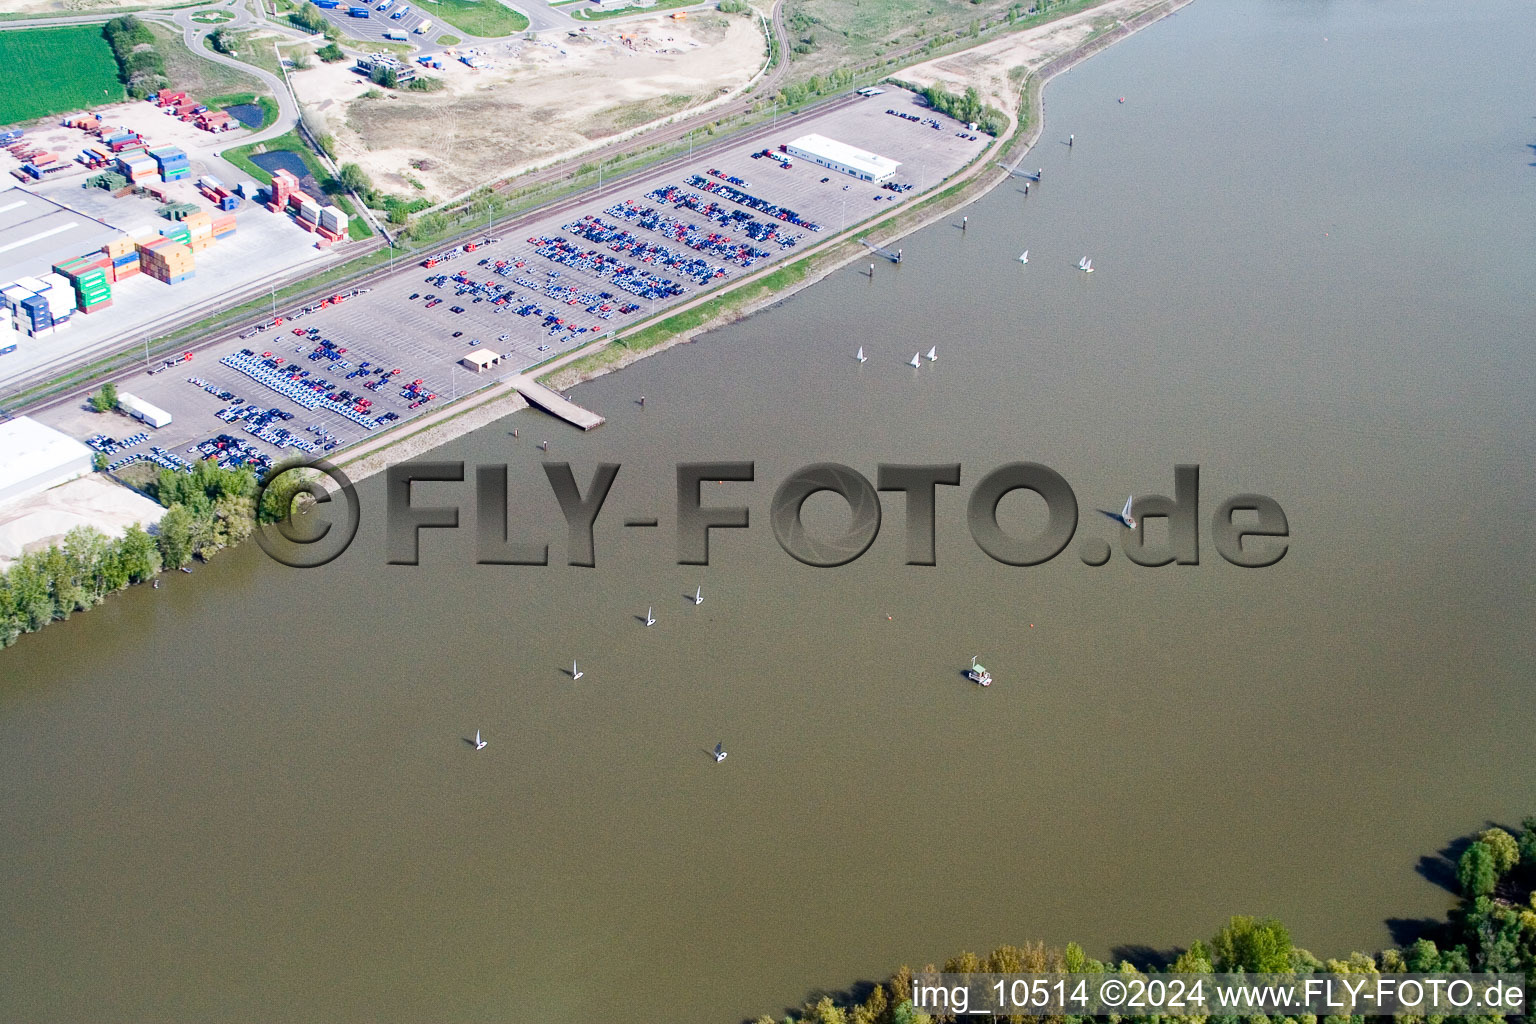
[102,16,167,100]
[0,458,307,649]
[756,819,1536,1024]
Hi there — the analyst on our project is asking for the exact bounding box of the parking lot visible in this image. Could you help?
[36,89,987,471]
[315,0,445,47]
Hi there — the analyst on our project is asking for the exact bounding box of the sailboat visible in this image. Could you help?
[855,346,867,363]
[571,659,584,680]
[1098,495,1137,530]
[1018,249,1029,263]
[644,606,656,626]
[694,586,703,606]
[713,742,728,763]
[473,730,487,750]
[908,352,921,368]
[925,346,937,361]
[1077,256,1094,273]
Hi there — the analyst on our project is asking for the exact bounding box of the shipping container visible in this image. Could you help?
[348,6,370,15]
[117,392,173,429]
[414,18,431,32]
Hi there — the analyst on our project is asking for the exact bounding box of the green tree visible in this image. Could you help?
[118,524,162,582]
[156,503,196,568]
[92,451,109,472]
[290,1,328,33]
[338,161,374,200]
[1457,841,1498,897]
[316,41,345,62]
[209,27,235,54]
[368,62,398,88]
[1477,828,1520,874]
[90,381,118,413]
[1210,916,1294,973]
[1519,817,1536,868]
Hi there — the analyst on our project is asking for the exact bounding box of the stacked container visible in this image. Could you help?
[266,169,300,213]
[117,152,158,182]
[52,254,114,313]
[212,213,237,240]
[19,294,52,337]
[184,210,215,252]
[136,237,195,285]
[317,205,348,242]
[103,236,139,283]
[295,196,322,232]
[158,222,193,246]
[150,146,190,181]
[40,272,76,330]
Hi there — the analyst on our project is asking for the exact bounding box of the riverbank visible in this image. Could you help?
[535,0,1191,393]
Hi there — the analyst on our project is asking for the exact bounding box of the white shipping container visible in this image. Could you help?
[117,391,173,429]
[1,284,33,313]
[318,206,346,230]
[298,201,321,223]
[14,275,47,294]
[236,180,261,198]
[413,18,431,32]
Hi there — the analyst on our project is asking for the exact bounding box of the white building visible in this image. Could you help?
[0,417,93,505]
[783,133,901,183]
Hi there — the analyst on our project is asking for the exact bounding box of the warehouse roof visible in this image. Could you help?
[0,416,93,501]
[784,134,901,179]
[0,188,125,289]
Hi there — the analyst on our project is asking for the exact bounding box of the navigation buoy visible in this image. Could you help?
[1118,96,1125,103]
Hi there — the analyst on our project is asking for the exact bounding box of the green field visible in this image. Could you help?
[417,0,529,36]
[0,25,125,127]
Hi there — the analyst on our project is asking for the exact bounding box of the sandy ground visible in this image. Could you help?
[0,474,165,570]
[291,12,766,199]
[898,0,1167,113]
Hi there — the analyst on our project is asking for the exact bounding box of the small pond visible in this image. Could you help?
[247,150,321,197]
[223,104,264,129]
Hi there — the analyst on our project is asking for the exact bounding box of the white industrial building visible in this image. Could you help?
[783,134,901,183]
[0,416,94,505]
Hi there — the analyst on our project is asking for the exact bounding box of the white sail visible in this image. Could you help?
[1122,495,1133,520]
[1018,250,1029,263]
[645,606,655,626]
[926,346,937,361]
[694,586,703,605]
[855,346,866,362]
[909,353,921,368]
[572,660,583,680]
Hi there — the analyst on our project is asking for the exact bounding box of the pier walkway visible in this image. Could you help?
[511,376,605,430]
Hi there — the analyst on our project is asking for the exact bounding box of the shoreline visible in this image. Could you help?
[534,0,1194,395]
[333,0,1196,484]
